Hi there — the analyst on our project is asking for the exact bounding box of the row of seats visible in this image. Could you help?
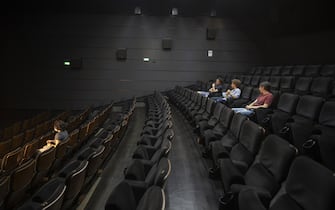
[105,92,174,210]
[244,64,334,77]
[168,86,335,210]
[0,111,71,161]
[2,100,136,210]
[0,111,59,141]
[0,109,90,176]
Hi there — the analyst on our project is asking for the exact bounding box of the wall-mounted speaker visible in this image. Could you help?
[116,48,127,60]
[206,28,217,40]
[162,38,172,50]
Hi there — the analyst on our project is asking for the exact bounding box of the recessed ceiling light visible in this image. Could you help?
[208,50,213,57]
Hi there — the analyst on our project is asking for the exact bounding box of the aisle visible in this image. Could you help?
[84,106,146,210]
[165,106,221,210]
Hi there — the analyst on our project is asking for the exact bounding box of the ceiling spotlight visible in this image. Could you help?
[210,9,216,17]
[134,7,141,15]
[171,8,178,16]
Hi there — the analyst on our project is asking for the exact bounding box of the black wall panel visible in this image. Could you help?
[1,15,262,109]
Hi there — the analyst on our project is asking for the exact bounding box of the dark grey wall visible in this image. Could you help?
[262,31,335,65]
[2,14,262,109]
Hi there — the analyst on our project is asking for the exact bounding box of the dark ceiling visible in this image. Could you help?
[3,0,335,36]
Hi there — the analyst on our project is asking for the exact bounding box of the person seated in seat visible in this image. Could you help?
[197,77,224,97]
[211,79,241,103]
[38,120,69,152]
[232,81,273,117]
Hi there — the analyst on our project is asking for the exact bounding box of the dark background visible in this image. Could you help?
[1,0,334,109]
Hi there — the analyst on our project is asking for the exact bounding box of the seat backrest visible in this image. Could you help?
[105,181,137,210]
[320,64,335,77]
[262,67,271,76]
[11,133,24,150]
[0,176,10,206]
[284,156,335,210]
[310,77,332,98]
[269,76,281,90]
[243,76,252,85]
[205,99,215,114]
[280,76,295,91]
[240,86,253,100]
[125,159,146,181]
[318,101,335,171]
[271,66,282,76]
[229,114,247,139]
[294,77,313,95]
[251,76,261,87]
[260,76,270,83]
[212,103,224,119]
[280,66,292,76]
[23,138,40,160]
[292,65,305,77]
[11,159,36,192]
[254,67,263,75]
[136,186,165,210]
[304,64,321,77]
[238,121,264,156]
[35,147,56,172]
[0,139,11,158]
[295,95,324,121]
[244,135,296,195]
[219,106,234,129]
[1,147,23,172]
[276,93,299,114]
[24,128,35,144]
[250,88,259,101]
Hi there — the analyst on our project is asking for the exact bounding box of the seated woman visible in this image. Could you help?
[38,120,69,152]
[232,81,273,116]
[213,79,241,103]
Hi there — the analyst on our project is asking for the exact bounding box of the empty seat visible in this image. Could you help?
[133,140,171,166]
[310,77,333,98]
[280,76,295,92]
[218,135,296,208]
[262,67,272,75]
[0,139,11,158]
[32,147,56,188]
[254,67,263,75]
[294,77,312,95]
[1,147,23,173]
[0,176,10,209]
[210,114,247,166]
[210,120,263,177]
[304,64,321,77]
[105,181,165,210]
[320,64,335,77]
[269,76,281,90]
[270,93,299,135]
[231,86,253,108]
[77,145,105,184]
[23,138,40,161]
[11,133,24,150]
[286,95,324,151]
[24,128,35,144]
[203,106,234,149]
[239,156,335,210]
[125,157,171,189]
[18,178,66,210]
[312,101,335,171]
[194,98,215,124]
[197,103,224,137]
[57,160,88,209]
[260,76,270,83]
[250,76,261,87]
[280,66,293,76]
[243,76,252,85]
[292,65,305,77]
[6,159,36,209]
[271,66,282,76]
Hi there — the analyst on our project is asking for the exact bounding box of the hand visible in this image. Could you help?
[46,140,54,144]
[245,105,251,109]
[227,90,231,93]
